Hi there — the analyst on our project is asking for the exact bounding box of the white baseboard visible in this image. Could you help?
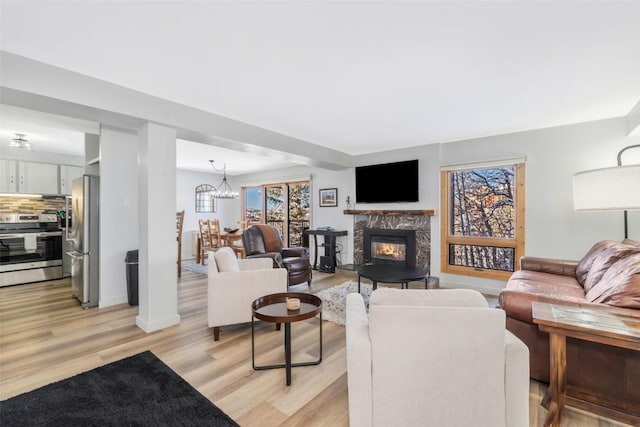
[136,313,181,333]
[99,295,129,307]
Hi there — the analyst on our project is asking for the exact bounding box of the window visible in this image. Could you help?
[288,182,310,246]
[195,184,216,213]
[243,187,262,224]
[241,180,310,247]
[440,162,525,280]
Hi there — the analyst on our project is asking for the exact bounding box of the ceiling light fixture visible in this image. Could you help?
[8,133,32,150]
[573,144,640,238]
[209,160,239,199]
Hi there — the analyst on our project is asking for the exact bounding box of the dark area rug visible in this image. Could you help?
[0,351,239,427]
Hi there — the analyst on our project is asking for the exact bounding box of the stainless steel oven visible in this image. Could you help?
[0,213,63,287]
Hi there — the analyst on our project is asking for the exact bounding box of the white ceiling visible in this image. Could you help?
[1,1,639,169]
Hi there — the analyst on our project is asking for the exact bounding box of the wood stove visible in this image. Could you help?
[363,228,416,267]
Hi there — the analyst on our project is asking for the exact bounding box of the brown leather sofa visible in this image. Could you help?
[498,239,640,418]
[242,224,312,287]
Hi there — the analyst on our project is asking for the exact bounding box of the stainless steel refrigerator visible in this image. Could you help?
[69,175,99,308]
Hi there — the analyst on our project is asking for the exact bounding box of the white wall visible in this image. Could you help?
[434,117,637,293]
[308,167,354,266]
[627,99,640,136]
[302,117,640,295]
[171,116,640,298]
[99,126,139,307]
[176,169,242,259]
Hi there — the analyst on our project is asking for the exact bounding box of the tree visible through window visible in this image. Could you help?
[242,180,310,247]
[441,163,525,280]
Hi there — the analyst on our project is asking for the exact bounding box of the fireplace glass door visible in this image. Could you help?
[371,241,406,263]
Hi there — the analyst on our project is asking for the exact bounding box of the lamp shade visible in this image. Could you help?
[573,164,640,211]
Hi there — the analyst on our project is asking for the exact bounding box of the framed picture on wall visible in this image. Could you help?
[319,188,338,207]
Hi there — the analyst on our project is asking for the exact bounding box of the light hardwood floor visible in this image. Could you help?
[0,268,630,426]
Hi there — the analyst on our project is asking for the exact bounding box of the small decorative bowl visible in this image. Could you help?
[286,297,300,311]
[224,228,239,234]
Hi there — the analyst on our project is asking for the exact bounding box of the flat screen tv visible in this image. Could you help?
[355,159,419,203]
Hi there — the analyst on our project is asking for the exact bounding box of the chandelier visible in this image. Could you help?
[209,160,239,199]
[8,133,32,150]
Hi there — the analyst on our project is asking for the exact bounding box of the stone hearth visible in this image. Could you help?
[345,210,435,274]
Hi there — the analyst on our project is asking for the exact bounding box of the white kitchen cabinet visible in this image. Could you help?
[0,159,18,193]
[18,161,59,195]
[60,165,84,195]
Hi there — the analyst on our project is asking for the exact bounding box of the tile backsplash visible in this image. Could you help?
[0,196,67,214]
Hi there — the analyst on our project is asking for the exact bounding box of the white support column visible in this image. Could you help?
[136,122,180,332]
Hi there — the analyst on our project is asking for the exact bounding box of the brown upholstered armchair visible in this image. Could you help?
[242,224,312,287]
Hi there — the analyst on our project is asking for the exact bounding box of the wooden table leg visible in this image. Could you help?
[196,235,201,264]
[544,333,566,427]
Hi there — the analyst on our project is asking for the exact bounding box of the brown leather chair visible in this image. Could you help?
[242,224,312,287]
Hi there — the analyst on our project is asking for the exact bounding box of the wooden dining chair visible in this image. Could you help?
[176,210,185,277]
[198,219,221,265]
[208,219,222,249]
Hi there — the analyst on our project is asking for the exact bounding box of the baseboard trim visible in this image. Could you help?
[136,313,181,333]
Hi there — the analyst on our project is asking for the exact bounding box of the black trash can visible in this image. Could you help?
[125,250,139,306]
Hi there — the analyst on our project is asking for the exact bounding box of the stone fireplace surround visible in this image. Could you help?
[345,209,436,274]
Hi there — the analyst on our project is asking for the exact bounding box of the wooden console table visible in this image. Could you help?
[303,229,347,273]
[532,302,640,426]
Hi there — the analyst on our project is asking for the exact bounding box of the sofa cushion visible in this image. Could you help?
[585,252,640,308]
[505,269,585,299]
[576,240,639,292]
[215,247,240,272]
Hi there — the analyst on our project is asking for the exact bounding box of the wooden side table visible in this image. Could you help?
[251,292,322,386]
[532,302,640,426]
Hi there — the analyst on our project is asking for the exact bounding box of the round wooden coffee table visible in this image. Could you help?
[357,264,439,293]
[251,292,322,386]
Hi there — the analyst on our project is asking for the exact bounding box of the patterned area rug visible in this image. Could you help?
[183,262,208,275]
[314,281,377,326]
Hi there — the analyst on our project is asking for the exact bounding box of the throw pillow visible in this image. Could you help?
[585,252,640,309]
[623,238,640,248]
[576,240,639,292]
[215,247,240,272]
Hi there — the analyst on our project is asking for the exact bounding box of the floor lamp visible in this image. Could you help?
[573,144,640,239]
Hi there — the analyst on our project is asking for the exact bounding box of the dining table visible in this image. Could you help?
[196,230,245,263]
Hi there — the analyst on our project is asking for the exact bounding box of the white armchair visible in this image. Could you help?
[208,247,288,341]
[346,288,529,427]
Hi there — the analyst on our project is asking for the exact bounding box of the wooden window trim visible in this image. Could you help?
[440,163,525,281]
[242,180,311,248]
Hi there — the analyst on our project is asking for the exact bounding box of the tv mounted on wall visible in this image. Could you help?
[355,159,419,203]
